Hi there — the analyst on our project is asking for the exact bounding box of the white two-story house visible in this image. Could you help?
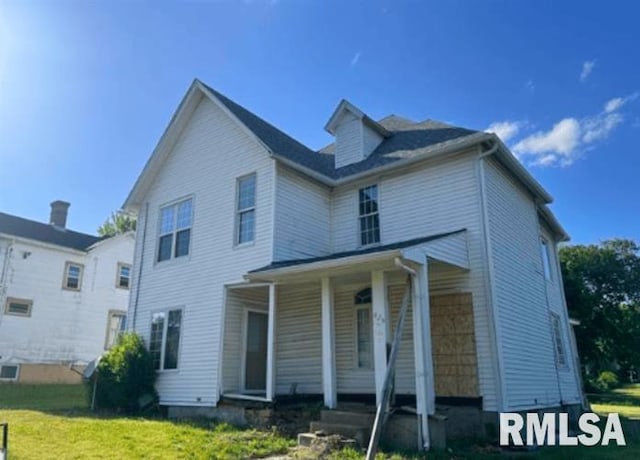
[123,80,584,448]
[0,202,134,383]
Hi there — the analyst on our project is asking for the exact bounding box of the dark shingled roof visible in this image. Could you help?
[250,229,465,273]
[0,212,102,251]
[202,83,480,181]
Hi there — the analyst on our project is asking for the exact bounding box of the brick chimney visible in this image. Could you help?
[50,200,70,228]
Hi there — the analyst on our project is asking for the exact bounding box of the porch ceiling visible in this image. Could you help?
[245,229,469,284]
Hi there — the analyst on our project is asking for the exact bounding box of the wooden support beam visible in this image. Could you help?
[321,277,337,409]
[372,270,389,405]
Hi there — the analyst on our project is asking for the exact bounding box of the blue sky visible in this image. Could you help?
[1,1,638,244]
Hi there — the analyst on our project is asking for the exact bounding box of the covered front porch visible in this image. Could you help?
[220,230,481,449]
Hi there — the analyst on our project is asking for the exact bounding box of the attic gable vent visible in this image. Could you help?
[325,100,389,169]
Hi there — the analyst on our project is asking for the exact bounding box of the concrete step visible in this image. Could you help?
[320,409,375,426]
[309,421,370,446]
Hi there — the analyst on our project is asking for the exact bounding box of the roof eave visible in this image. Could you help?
[538,205,570,242]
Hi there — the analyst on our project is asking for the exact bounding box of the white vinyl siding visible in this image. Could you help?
[333,112,383,168]
[273,165,331,261]
[484,157,580,409]
[132,96,274,405]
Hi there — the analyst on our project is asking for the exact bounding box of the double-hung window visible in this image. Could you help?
[149,308,183,370]
[236,174,256,245]
[158,198,193,262]
[116,263,132,289]
[354,288,373,369]
[359,185,380,246]
[540,238,552,280]
[550,312,567,367]
[63,262,84,290]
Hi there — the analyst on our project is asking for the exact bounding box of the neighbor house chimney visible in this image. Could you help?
[50,200,70,228]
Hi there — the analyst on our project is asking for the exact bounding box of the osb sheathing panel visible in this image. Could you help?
[18,364,84,384]
[430,293,479,397]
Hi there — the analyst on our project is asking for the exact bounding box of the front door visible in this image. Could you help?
[244,310,268,391]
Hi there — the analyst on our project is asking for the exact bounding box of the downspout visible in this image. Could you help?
[131,203,149,331]
[477,141,508,412]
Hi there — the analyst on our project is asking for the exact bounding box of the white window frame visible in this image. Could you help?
[235,173,257,246]
[104,310,127,350]
[63,261,84,291]
[4,297,33,317]
[358,184,381,247]
[116,262,132,289]
[149,307,184,372]
[0,364,20,381]
[550,312,567,368]
[157,197,194,263]
[541,237,553,281]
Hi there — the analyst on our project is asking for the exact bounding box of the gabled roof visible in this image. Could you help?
[124,79,554,210]
[324,99,391,137]
[0,212,102,251]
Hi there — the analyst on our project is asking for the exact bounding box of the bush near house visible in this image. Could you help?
[91,332,157,413]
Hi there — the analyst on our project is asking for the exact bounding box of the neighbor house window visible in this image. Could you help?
[550,312,566,367]
[116,263,132,289]
[359,185,380,246]
[236,174,256,245]
[355,288,373,369]
[63,262,84,290]
[149,309,183,370]
[541,238,552,280]
[0,364,19,381]
[105,310,127,349]
[4,297,33,317]
[157,198,193,262]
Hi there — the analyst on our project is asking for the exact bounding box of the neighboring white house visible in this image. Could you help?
[0,202,135,383]
[123,80,584,448]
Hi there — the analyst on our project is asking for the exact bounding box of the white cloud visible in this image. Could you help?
[512,91,637,166]
[486,121,522,143]
[525,79,535,92]
[513,118,581,164]
[580,60,596,82]
[350,52,361,67]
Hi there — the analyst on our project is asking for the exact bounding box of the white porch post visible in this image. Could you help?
[321,277,337,409]
[266,283,277,401]
[372,270,390,405]
[412,257,435,450]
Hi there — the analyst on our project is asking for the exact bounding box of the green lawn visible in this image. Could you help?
[0,384,293,459]
[1,383,638,459]
[591,383,640,419]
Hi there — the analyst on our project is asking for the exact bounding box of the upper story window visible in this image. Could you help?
[63,262,84,291]
[236,174,256,245]
[4,297,33,317]
[149,308,183,371]
[158,198,193,262]
[540,238,552,280]
[359,185,380,246]
[116,263,132,289]
[550,312,567,367]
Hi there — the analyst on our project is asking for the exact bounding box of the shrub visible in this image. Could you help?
[588,370,620,393]
[90,332,157,413]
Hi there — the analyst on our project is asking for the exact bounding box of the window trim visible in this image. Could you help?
[354,304,374,370]
[104,309,127,350]
[62,262,84,291]
[156,196,194,264]
[115,262,132,289]
[235,173,257,247]
[149,307,184,372]
[550,312,567,369]
[4,297,33,317]
[0,364,20,381]
[357,184,381,247]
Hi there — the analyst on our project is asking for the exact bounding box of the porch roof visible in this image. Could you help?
[245,229,468,282]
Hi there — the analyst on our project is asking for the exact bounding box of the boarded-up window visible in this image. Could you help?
[550,312,567,367]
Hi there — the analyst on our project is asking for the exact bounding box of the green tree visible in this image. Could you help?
[560,239,640,379]
[98,211,136,237]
